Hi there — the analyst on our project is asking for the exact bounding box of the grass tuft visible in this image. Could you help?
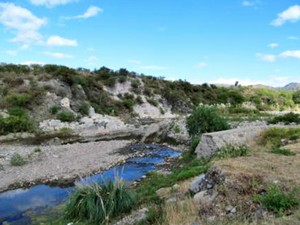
[271,147,296,156]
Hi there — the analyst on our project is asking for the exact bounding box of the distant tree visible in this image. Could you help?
[292,90,300,104]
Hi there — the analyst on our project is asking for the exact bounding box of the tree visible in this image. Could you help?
[292,90,300,104]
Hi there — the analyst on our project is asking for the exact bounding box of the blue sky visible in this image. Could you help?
[1,0,300,86]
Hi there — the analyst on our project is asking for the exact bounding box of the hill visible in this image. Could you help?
[282,82,300,91]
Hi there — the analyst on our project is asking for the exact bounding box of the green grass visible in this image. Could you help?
[10,153,26,166]
[65,180,136,224]
[253,184,299,216]
[260,127,300,147]
[215,145,250,159]
[136,158,210,204]
[271,147,296,156]
[57,111,76,122]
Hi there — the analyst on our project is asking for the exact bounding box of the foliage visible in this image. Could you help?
[215,145,250,159]
[146,98,159,107]
[49,105,60,115]
[260,127,300,147]
[78,102,90,116]
[65,180,136,224]
[186,105,230,137]
[5,93,31,107]
[271,147,296,156]
[57,111,76,122]
[292,90,300,104]
[253,184,299,216]
[0,110,35,135]
[10,153,26,166]
[268,112,300,125]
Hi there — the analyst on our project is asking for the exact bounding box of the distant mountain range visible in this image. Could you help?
[281,83,300,91]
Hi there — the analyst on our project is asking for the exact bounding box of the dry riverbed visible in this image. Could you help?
[0,140,133,192]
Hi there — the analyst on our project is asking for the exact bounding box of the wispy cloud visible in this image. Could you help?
[67,6,103,20]
[87,56,98,62]
[256,53,276,62]
[30,0,76,7]
[279,50,300,59]
[288,36,299,40]
[128,59,141,64]
[195,62,208,68]
[269,43,279,48]
[44,51,73,59]
[140,65,167,70]
[271,5,300,26]
[0,3,46,45]
[21,61,44,66]
[46,35,78,47]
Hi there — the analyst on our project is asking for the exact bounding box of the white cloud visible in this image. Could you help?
[46,35,78,47]
[74,6,102,19]
[271,5,300,26]
[242,1,260,7]
[0,3,46,45]
[279,50,300,59]
[269,43,279,48]
[128,59,141,64]
[87,56,98,62]
[209,78,262,86]
[44,51,73,59]
[140,65,167,70]
[5,50,18,56]
[30,0,76,7]
[288,36,299,40]
[256,53,276,62]
[21,61,44,66]
[195,62,207,68]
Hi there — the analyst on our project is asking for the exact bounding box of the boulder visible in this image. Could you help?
[195,126,267,158]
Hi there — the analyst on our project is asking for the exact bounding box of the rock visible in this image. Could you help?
[225,205,236,214]
[193,190,218,205]
[60,97,70,109]
[113,208,149,225]
[196,126,268,158]
[166,197,177,204]
[156,187,172,199]
[189,174,205,194]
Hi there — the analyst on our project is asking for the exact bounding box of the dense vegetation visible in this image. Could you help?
[0,63,299,135]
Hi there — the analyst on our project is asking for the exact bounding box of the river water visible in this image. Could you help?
[0,144,181,225]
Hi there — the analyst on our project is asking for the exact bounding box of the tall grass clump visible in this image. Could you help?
[215,145,250,159]
[65,180,136,224]
[268,112,300,125]
[186,105,230,137]
[260,127,300,147]
[253,184,299,216]
[271,147,296,156]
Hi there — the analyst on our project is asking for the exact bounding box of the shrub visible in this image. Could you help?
[49,105,60,115]
[136,96,144,105]
[215,145,250,159]
[118,76,127,83]
[268,112,300,125]
[260,127,300,147]
[123,99,136,111]
[5,93,31,107]
[146,98,159,107]
[57,111,76,122]
[105,76,117,87]
[10,153,26,166]
[131,79,140,89]
[65,180,136,224]
[174,125,181,133]
[253,184,299,216]
[271,147,296,156]
[186,105,230,137]
[0,114,35,135]
[78,102,90,116]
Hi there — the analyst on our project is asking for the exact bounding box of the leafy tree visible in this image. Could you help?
[292,90,300,104]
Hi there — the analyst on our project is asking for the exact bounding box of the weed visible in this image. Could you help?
[34,147,42,153]
[268,112,300,125]
[253,184,299,216]
[260,127,300,147]
[10,153,26,166]
[57,111,76,122]
[271,147,296,156]
[174,125,181,134]
[215,145,250,159]
[49,105,60,115]
[146,98,159,107]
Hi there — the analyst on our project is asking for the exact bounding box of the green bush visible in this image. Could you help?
[186,105,230,137]
[253,184,299,216]
[78,102,90,116]
[123,99,136,111]
[268,112,300,125]
[271,147,296,156]
[10,153,26,166]
[215,145,250,159]
[131,79,141,89]
[0,113,35,135]
[260,127,300,147]
[57,111,76,122]
[136,96,144,105]
[146,98,159,107]
[49,105,60,115]
[5,93,31,107]
[105,76,117,87]
[65,180,136,224]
